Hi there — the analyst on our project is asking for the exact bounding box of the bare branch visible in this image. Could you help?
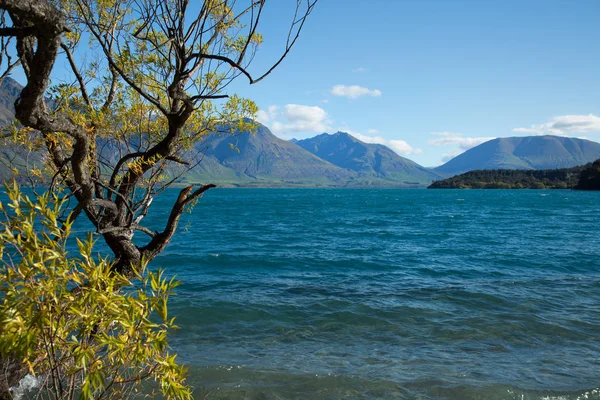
[140,183,216,259]
[60,42,91,106]
[251,0,318,84]
[133,225,156,238]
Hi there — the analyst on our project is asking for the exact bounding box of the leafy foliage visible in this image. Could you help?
[0,182,191,399]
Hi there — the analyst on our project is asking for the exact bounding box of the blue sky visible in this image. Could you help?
[232,0,600,166]
[10,0,600,167]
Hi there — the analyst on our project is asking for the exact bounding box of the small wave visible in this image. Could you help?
[184,366,600,400]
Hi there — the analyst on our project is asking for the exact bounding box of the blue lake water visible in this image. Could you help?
[116,189,600,398]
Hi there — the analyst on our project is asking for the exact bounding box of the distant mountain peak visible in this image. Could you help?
[332,131,356,140]
[296,131,440,184]
[435,135,600,176]
[0,76,23,90]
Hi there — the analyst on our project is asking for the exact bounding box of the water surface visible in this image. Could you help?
[145,189,600,399]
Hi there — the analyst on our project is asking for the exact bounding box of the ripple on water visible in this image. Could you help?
[147,189,600,398]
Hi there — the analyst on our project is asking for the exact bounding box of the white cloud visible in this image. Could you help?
[441,150,462,162]
[343,129,422,156]
[389,139,424,155]
[257,106,421,156]
[512,127,539,134]
[428,132,495,165]
[331,85,382,99]
[257,104,332,136]
[255,105,279,125]
[352,67,368,73]
[256,110,270,125]
[513,114,600,136]
[429,132,495,150]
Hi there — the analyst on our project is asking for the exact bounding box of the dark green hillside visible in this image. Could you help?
[429,163,592,189]
[575,159,600,190]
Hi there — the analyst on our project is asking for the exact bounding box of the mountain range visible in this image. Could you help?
[181,127,441,187]
[1,77,600,187]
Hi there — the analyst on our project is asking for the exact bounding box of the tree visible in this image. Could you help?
[0,0,318,275]
[0,2,318,397]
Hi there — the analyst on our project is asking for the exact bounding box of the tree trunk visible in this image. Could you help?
[104,231,142,276]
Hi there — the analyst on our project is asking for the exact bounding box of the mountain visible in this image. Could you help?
[296,132,441,185]
[435,136,600,176]
[0,78,441,187]
[0,77,46,181]
[0,77,21,125]
[182,125,356,186]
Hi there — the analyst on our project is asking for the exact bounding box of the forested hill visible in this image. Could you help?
[575,159,600,190]
[428,163,595,189]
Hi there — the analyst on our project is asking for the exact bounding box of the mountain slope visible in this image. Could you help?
[0,77,21,125]
[435,136,600,176]
[297,132,441,184]
[183,125,357,186]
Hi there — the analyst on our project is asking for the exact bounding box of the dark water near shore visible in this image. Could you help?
[145,189,600,399]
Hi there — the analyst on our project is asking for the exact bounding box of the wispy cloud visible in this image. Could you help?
[255,105,279,125]
[441,150,462,162]
[513,114,600,135]
[257,106,421,156]
[352,67,368,73]
[331,85,382,99]
[256,104,332,136]
[343,129,423,156]
[429,132,495,150]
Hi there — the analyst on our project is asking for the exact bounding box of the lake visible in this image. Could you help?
[142,188,599,399]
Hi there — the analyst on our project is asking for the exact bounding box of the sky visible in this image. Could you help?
[9,0,600,167]
[229,0,600,166]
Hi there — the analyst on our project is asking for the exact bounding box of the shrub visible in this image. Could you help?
[0,182,191,399]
